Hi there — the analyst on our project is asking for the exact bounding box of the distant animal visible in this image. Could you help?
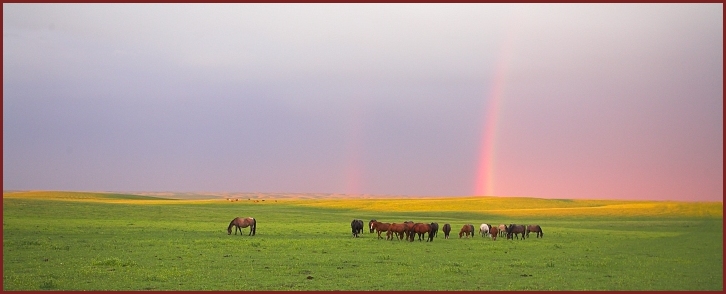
[403,221,415,240]
[430,222,439,239]
[351,219,364,237]
[479,223,491,237]
[490,227,499,241]
[442,223,452,239]
[459,224,475,238]
[227,217,256,236]
[368,219,377,233]
[507,224,526,240]
[498,224,508,237]
[370,221,391,239]
[388,223,407,240]
[410,223,433,242]
[526,224,543,238]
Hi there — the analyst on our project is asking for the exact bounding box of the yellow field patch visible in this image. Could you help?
[3,191,721,218]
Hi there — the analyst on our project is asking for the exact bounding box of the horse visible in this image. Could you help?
[459,224,474,238]
[368,219,377,233]
[351,219,364,237]
[490,227,499,241]
[498,224,508,237]
[227,217,256,236]
[507,224,526,240]
[371,221,391,239]
[526,224,543,238]
[479,223,491,237]
[430,222,439,239]
[442,223,452,239]
[403,221,415,240]
[388,223,407,240]
[410,223,433,242]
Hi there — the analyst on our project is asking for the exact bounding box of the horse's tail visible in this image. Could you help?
[251,218,257,236]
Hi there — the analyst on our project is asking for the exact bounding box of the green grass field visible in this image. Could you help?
[2,191,722,290]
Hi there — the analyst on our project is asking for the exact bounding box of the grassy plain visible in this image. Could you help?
[2,191,723,290]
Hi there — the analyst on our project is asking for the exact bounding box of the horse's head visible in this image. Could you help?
[227,227,232,235]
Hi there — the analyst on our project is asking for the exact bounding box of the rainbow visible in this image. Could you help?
[475,26,516,197]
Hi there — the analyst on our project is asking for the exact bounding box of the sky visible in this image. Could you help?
[3,4,723,202]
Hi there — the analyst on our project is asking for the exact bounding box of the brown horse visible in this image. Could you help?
[490,226,499,241]
[371,221,391,239]
[459,224,474,238]
[227,217,256,236]
[442,223,452,239]
[410,223,433,242]
[403,221,415,240]
[368,219,377,233]
[388,223,407,240]
[526,224,543,238]
[507,224,526,240]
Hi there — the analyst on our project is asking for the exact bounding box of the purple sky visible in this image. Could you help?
[3,4,723,201]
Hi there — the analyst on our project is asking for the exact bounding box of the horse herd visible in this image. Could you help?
[227,216,543,242]
[354,219,543,242]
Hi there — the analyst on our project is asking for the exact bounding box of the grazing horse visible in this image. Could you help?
[498,224,508,237]
[526,224,543,238]
[403,221,415,240]
[410,223,433,242]
[227,217,256,236]
[371,221,391,239]
[490,227,499,240]
[368,219,377,233]
[479,223,491,237]
[442,223,452,239]
[351,219,364,237]
[459,224,474,238]
[507,224,526,240]
[388,223,407,240]
[430,222,439,239]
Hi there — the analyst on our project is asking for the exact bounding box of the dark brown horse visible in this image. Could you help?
[490,226,499,241]
[368,219,377,233]
[227,217,256,236]
[410,223,433,242]
[459,224,474,238]
[507,224,526,240]
[351,219,364,237]
[526,224,543,238]
[442,223,452,239]
[371,221,391,239]
[430,222,439,239]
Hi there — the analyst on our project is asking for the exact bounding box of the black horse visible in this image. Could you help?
[430,222,439,239]
[351,219,364,237]
[442,223,452,239]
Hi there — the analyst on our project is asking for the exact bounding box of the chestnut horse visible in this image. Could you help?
[403,221,416,240]
[490,226,499,241]
[388,223,407,240]
[507,224,526,240]
[442,223,452,239]
[410,223,433,242]
[227,217,256,236]
[371,221,391,239]
[459,224,474,238]
[526,224,543,238]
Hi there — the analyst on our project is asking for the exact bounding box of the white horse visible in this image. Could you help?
[479,223,491,237]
